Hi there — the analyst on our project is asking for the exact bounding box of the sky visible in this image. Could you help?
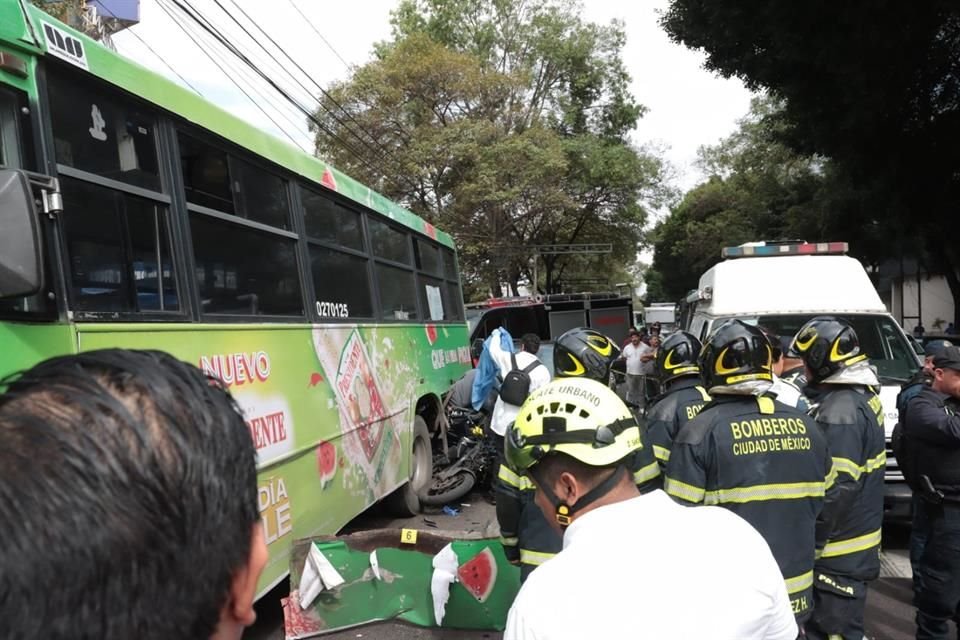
[110,0,755,194]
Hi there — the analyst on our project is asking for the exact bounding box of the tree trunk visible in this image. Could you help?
[946,267,960,328]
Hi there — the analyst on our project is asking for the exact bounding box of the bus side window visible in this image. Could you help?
[442,248,464,321]
[61,178,179,313]
[368,218,418,321]
[190,215,301,317]
[47,66,159,190]
[302,186,373,321]
[416,239,450,322]
[177,132,303,318]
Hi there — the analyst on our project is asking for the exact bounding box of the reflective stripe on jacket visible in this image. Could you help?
[808,385,885,581]
[496,464,561,580]
[645,378,710,470]
[665,394,833,622]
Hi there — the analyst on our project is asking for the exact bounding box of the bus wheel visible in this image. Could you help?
[385,416,432,516]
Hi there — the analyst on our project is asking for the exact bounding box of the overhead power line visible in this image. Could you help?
[154,0,308,151]
[286,0,352,72]
[155,0,310,149]
[170,0,422,197]
[97,1,205,96]
[167,0,394,187]
[217,0,399,166]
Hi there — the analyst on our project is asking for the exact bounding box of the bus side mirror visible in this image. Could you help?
[0,169,43,299]
[471,338,484,360]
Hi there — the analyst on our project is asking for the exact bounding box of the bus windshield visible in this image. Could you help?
[721,314,920,383]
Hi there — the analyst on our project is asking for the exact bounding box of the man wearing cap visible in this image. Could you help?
[893,338,953,602]
[901,345,960,639]
[899,340,954,415]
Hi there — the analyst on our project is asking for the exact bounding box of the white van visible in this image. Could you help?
[680,241,921,519]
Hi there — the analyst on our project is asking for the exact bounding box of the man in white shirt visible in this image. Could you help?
[503,378,798,640]
[487,328,551,438]
[620,330,657,406]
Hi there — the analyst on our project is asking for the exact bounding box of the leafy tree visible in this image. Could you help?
[645,97,826,301]
[32,0,86,23]
[311,0,671,298]
[662,0,960,323]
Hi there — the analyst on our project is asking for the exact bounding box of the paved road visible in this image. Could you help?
[246,499,920,640]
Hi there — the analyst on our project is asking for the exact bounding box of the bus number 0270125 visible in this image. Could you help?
[316,301,349,319]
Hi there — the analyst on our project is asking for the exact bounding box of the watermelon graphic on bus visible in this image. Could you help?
[457,547,498,603]
[316,441,337,489]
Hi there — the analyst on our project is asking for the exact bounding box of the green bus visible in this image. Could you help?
[0,1,469,597]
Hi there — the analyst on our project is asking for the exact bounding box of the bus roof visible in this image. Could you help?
[0,1,454,248]
[696,254,887,316]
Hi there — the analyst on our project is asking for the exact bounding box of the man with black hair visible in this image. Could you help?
[519,332,541,355]
[0,349,267,640]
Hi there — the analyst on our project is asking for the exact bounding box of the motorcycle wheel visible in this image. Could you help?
[419,470,476,506]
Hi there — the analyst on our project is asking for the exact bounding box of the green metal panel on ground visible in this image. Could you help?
[285,530,519,637]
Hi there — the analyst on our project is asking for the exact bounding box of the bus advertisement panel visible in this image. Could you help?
[0,2,470,597]
[75,323,470,593]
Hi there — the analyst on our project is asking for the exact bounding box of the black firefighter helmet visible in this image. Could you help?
[790,316,866,383]
[655,331,703,384]
[699,320,774,390]
[554,327,620,383]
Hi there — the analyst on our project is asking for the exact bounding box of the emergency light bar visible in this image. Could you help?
[721,242,849,259]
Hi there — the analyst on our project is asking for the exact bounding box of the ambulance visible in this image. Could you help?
[680,241,921,519]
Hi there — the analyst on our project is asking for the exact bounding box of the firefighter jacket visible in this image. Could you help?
[630,415,663,491]
[645,377,710,470]
[496,463,562,581]
[902,386,960,497]
[807,384,886,582]
[664,395,835,622]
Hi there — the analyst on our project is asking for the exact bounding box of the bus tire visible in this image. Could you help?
[385,415,432,516]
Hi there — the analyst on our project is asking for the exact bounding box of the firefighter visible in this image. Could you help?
[552,327,660,490]
[645,331,710,470]
[665,319,835,626]
[790,317,886,640]
[496,327,658,580]
[503,378,798,640]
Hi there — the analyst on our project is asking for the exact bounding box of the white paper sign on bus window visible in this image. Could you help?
[426,285,444,321]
